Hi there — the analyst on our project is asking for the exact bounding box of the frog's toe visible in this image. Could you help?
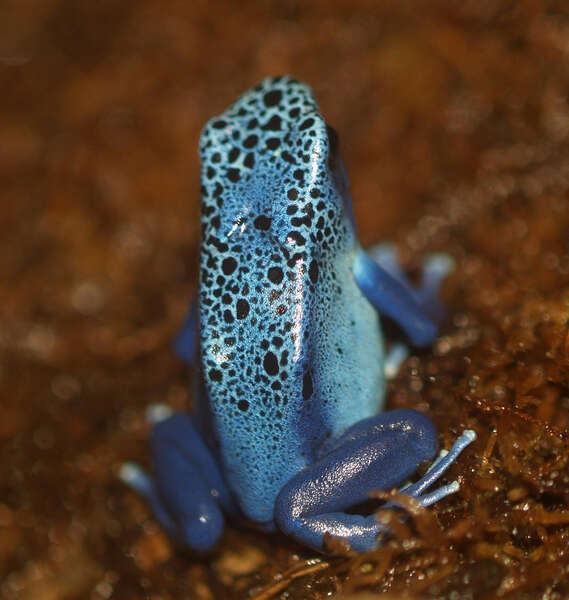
[414,253,454,319]
[368,242,407,283]
[145,403,174,425]
[420,253,455,299]
[119,461,150,493]
[119,461,179,541]
[423,253,456,281]
[384,342,409,380]
[398,428,476,502]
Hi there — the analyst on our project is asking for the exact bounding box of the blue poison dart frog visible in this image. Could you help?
[120,76,476,553]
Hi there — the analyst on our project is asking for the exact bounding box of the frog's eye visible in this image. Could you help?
[326,125,339,171]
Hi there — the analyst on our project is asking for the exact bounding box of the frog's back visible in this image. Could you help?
[198,77,384,525]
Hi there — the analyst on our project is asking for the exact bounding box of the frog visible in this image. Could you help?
[120,76,476,553]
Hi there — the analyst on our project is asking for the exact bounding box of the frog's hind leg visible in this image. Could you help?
[120,408,237,552]
[274,410,474,553]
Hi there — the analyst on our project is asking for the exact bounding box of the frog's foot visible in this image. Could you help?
[400,429,476,501]
[274,413,475,553]
[382,428,476,511]
[119,411,237,552]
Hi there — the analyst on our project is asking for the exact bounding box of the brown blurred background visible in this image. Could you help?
[3,1,569,599]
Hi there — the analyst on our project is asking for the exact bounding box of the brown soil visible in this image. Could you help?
[3,1,569,598]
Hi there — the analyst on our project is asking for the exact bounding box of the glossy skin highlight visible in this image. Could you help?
[120,77,475,553]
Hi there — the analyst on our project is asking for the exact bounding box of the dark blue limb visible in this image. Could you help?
[274,409,440,552]
[120,413,238,552]
[354,250,437,346]
[173,297,198,364]
[364,244,455,334]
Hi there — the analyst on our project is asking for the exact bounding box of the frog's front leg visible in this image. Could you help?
[274,410,474,553]
[354,247,452,347]
[364,244,455,331]
[120,410,238,552]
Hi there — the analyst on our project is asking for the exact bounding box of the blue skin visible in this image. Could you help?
[121,77,476,553]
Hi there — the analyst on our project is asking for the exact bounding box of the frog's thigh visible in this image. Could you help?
[274,409,438,553]
[127,414,232,551]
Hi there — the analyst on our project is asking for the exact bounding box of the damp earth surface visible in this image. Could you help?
[3,1,569,598]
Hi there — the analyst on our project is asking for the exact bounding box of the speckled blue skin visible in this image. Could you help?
[121,77,475,553]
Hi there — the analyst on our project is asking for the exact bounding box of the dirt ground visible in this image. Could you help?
[3,1,569,598]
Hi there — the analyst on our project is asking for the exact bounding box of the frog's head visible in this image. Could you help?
[198,76,355,256]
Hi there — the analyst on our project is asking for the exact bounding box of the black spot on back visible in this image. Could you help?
[222,257,237,275]
[266,138,280,150]
[236,299,250,319]
[263,89,282,107]
[227,168,240,183]
[262,115,282,131]
[243,134,258,148]
[263,351,279,376]
[268,266,283,284]
[228,147,240,162]
[287,231,306,246]
[299,117,315,130]
[209,368,222,382]
[254,215,272,230]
